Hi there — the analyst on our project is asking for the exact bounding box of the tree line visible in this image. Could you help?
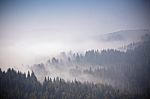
[1,68,149,99]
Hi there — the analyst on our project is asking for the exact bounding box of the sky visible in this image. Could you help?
[0,0,150,67]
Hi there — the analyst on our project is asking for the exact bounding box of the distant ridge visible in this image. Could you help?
[97,29,150,42]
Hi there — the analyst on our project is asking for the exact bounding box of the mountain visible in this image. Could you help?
[97,29,150,42]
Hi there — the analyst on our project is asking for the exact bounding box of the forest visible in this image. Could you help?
[0,68,149,99]
[30,34,150,93]
[0,35,150,99]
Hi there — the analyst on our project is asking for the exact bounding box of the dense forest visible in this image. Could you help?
[0,68,149,99]
[0,35,150,99]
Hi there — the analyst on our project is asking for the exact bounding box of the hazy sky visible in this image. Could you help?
[0,0,150,66]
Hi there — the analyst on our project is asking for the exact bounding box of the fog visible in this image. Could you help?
[0,0,150,66]
[22,33,149,91]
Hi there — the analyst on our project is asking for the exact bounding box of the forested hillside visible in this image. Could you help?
[0,68,149,99]
[0,35,150,99]
[30,34,150,93]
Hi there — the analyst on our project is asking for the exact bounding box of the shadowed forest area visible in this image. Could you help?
[0,68,149,99]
